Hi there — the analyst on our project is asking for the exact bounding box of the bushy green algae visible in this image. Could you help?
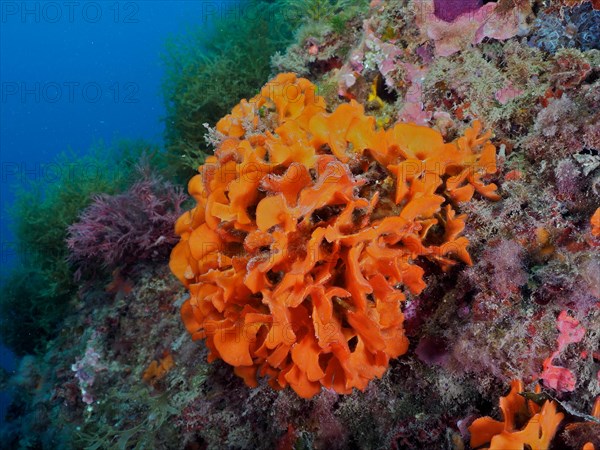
[161,1,294,182]
[0,140,161,356]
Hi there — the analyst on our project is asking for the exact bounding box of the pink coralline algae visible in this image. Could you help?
[337,19,404,96]
[397,63,432,125]
[541,311,586,392]
[416,0,531,56]
[495,82,525,105]
[337,21,433,124]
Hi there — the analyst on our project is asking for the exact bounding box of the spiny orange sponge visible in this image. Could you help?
[169,73,499,398]
[469,380,564,450]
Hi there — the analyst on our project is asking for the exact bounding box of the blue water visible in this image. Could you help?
[0,0,226,422]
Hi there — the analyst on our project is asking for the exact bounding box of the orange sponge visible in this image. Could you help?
[170,73,499,398]
[592,208,600,237]
[469,380,564,450]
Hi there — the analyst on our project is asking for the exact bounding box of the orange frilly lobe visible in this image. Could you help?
[142,351,175,386]
[469,380,564,450]
[170,73,499,398]
[592,208,600,237]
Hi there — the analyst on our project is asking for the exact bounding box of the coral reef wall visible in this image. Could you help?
[2,1,599,449]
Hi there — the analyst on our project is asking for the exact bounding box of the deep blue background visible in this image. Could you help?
[0,0,228,422]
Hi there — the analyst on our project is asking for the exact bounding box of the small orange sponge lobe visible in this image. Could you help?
[169,73,499,398]
[592,207,600,237]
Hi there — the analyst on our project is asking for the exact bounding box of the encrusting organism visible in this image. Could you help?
[169,73,499,398]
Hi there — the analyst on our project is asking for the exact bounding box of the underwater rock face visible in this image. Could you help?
[2,0,600,448]
[433,0,483,22]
